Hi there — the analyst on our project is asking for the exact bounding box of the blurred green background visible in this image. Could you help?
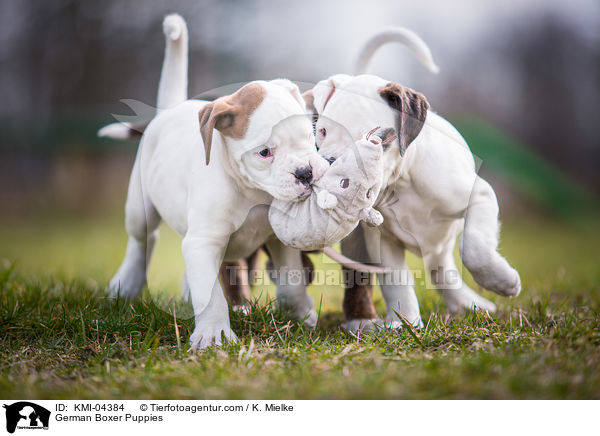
[1,0,599,310]
[1,1,599,400]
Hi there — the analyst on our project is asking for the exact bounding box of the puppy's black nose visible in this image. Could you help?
[294,166,313,185]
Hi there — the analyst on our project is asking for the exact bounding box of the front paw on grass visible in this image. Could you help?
[189,328,239,351]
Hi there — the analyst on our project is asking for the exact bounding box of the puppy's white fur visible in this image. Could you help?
[108,15,331,349]
[313,73,520,329]
[110,82,329,349]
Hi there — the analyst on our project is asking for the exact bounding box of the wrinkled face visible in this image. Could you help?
[240,115,328,201]
[229,82,329,202]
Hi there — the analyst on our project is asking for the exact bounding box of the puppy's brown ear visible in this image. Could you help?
[198,83,265,165]
[198,101,233,165]
[378,83,429,155]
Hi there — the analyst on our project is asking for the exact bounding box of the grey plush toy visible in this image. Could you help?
[269,127,395,250]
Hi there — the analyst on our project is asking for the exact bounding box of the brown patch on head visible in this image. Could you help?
[198,82,266,164]
[378,83,430,155]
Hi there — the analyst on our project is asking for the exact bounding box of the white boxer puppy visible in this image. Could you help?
[308,30,521,329]
[107,15,332,349]
[109,81,329,349]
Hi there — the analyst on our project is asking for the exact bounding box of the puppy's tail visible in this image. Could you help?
[97,120,149,140]
[97,13,189,140]
[354,26,439,75]
[157,13,189,111]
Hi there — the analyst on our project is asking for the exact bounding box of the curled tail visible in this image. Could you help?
[98,13,189,140]
[354,26,439,75]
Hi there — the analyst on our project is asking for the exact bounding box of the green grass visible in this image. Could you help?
[0,212,599,399]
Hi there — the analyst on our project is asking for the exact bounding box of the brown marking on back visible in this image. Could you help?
[377,83,430,155]
[198,82,266,164]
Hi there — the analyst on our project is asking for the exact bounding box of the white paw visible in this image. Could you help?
[108,273,145,299]
[444,287,497,314]
[385,314,424,329]
[189,324,238,350]
[382,318,403,329]
[276,294,317,328]
[470,262,521,298]
[301,309,318,329]
[504,271,521,297]
[342,318,382,333]
[483,268,521,297]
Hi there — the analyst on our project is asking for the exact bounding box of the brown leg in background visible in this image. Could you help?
[301,251,315,285]
[339,225,381,331]
[342,268,378,321]
[219,259,251,307]
[246,249,262,285]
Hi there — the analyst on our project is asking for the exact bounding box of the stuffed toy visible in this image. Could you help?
[269,126,395,250]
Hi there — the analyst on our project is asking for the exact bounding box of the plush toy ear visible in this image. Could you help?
[317,190,338,210]
[198,83,265,165]
[359,208,384,226]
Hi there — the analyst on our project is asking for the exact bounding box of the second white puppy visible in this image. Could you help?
[310,30,520,330]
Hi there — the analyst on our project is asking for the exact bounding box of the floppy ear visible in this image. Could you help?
[378,83,429,155]
[359,207,384,226]
[302,90,317,118]
[311,74,353,114]
[317,190,338,210]
[198,100,235,165]
[198,83,265,165]
[270,79,306,109]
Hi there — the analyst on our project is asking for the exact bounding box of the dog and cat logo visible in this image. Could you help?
[2,402,50,433]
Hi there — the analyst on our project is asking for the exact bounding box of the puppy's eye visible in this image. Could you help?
[366,188,372,199]
[257,147,273,159]
[340,178,349,189]
[319,128,327,138]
